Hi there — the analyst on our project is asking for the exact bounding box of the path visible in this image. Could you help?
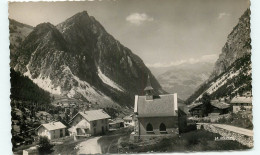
[197,123,253,137]
[212,124,253,137]
[77,136,102,155]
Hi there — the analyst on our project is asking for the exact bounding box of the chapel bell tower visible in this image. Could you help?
[144,75,154,100]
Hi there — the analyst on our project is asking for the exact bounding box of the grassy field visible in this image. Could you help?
[118,130,250,153]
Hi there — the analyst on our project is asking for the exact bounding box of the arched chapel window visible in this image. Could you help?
[159,123,166,133]
[146,123,153,132]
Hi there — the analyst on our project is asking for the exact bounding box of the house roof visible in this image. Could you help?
[74,109,110,122]
[37,122,66,131]
[136,94,177,117]
[178,103,189,115]
[188,102,203,110]
[75,119,90,129]
[188,100,230,111]
[230,96,252,104]
[211,100,230,109]
[123,115,132,121]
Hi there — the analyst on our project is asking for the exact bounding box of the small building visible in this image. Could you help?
[133,75,179,139]
[189,100,230,117]
[69,109,110,138]
[36,121,66,140]
[123,115,134,127]
[230,96,252,113]
[188,102,204,117]
[210,100,230,115]
[36,111,52,121]
[109,118,124,130]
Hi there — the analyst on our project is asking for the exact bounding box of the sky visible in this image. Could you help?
[9,0,250,68]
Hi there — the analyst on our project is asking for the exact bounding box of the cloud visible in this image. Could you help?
[126,13,154,25]
[218,12,230,19]
[146,54,218,68]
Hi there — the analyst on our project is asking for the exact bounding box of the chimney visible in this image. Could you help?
[173,93,178,115]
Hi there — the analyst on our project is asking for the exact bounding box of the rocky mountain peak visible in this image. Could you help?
[210,9,251,79]
[185,9,251,104]
[11,11,163,108]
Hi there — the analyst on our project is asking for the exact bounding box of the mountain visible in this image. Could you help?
[9,19,34,67]
[10,11,164,108]
[186,9,251,104]
[210,9,251,79]
[155,62,214,100]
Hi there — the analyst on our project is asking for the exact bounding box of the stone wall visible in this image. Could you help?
[197,123,253,148]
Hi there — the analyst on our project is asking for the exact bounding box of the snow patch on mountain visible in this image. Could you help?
[62,66,115,105]
[24,64,62,95]
[196,68,241,100]
[97,67,124,92]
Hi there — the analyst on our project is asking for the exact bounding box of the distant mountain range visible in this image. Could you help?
[149,62,214,100]
[9,11,164,108]
[186,9,251,104]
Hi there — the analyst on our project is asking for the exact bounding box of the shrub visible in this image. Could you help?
[38,136,54,155]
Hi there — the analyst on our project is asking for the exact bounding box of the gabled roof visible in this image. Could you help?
[178,103,189,115]
[230,96,252,104]
[72,109,111,122]
[123,115,133,121]
[136,94,178,117]
[37,122,66,131]
[211,100,230,109]
[188,100,230,110]
[188,102,203,110]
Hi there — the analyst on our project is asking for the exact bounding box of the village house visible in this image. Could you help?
[189,100,230,117]
[230,96,252,113]
[210,100,230,115]
[188,102,204,117]
[133,76,179,140]
[36,111,52,122]
[123,114,134,127]
[68,109,110,139]
[109,118,124,130]
[36,121,66,140]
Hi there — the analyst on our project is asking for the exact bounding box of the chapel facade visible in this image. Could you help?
[133,75,179,139]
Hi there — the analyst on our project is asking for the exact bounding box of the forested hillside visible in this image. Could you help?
[10,68,51,103]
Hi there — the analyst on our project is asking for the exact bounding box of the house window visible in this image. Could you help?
[159,123,167,134]
[60,129,63,137]
[146,123,154,134]
[92,121,97,127]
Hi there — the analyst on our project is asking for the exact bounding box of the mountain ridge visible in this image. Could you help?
[10,11,164,108]
[185,9,251,104]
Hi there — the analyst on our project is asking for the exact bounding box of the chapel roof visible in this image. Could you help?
[135,94,178,117]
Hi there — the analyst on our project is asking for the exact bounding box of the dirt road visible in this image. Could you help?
[77,136,102,154]
[212,123,253,137]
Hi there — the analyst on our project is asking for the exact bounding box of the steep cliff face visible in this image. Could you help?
[186,9,251,104]
[211,9,251,79]
[11,11,163,107]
